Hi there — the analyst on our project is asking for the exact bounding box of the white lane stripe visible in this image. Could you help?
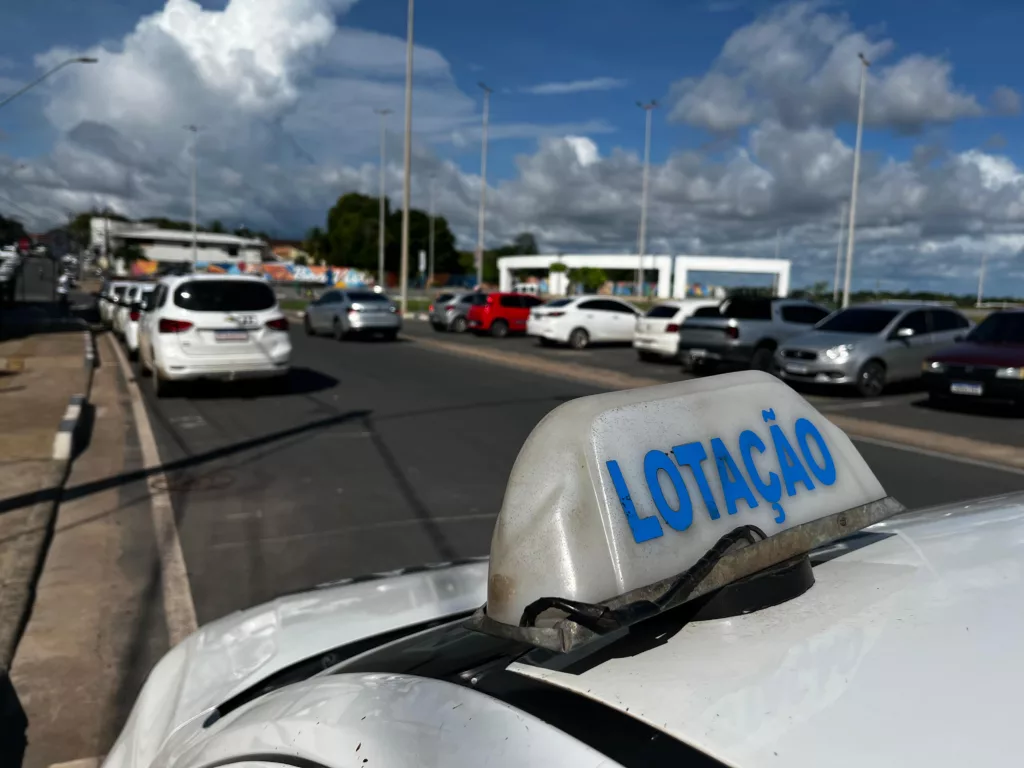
[852,435,1024,477]
[109,337,198,645]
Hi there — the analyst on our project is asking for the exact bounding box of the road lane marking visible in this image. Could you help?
[109,337,198,645]
[852,435,1024,477]
[408,334,1024,473]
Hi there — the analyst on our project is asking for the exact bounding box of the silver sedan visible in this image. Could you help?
[776,303,971,396]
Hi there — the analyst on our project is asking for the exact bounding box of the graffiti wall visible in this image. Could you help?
[129,258,374,288]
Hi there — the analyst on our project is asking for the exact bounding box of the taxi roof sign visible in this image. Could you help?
[473,371,902,651]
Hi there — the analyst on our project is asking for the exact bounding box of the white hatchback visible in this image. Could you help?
[527,295,640,350]
[121,283,155,360]
[633,299,721,362]
[138,274,291,397]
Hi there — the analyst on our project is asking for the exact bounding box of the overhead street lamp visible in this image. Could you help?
[0,57,97,111]
[374,108,392,289]
[841,53,870,309]
[184,125,200,265]
[635,100,657,298]
[398,0,415,316]
[475,82,492,289]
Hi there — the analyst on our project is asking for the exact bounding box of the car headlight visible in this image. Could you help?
[923,360,946,374]
[995,367,1024,380]
[824,344,853,363]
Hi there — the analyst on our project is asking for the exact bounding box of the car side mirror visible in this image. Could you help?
[895,327,915,339]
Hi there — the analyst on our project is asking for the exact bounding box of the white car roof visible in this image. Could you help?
[510,493,1024,768]
[156,273,270,288]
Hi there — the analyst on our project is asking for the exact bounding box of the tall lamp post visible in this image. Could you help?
[428,173,436,287]
[184,125,199,266]
[398,0,415,316]
[374,108,392,289]
[475,82,492,289]
[977,253,988,308]
[833,202,847,304]
[635,100,657,298]
[0,57,97,111]
[841,53,870,308]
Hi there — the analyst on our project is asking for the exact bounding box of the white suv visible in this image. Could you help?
[138,274,291,397]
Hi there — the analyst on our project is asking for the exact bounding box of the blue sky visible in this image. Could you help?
[3,0,1024,294]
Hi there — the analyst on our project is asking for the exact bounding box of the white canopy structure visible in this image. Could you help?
[496,254,791,299]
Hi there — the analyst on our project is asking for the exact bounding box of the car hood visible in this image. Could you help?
[929,341,1024,367]
[103,559,488,768]
[781,330,874,350]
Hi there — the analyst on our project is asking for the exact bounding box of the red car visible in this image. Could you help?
[923,309,1024,408]
[466,292,544,338]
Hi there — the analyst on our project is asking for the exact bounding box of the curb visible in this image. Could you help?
[52,394,87,461]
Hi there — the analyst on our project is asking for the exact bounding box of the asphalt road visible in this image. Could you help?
[403,321,1024,448]
[130,322,1024,624]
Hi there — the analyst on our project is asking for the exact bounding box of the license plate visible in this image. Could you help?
[786,364,809,375]
[215,330,248,342]
[950,381,983,396]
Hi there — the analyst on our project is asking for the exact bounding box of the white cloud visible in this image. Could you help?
[669,2,982,134]
[520,77,627,95]
[991,86,1022,116]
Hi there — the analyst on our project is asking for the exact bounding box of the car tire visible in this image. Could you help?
[569,328,590,350]
[750,345,776,372]
[333,318,345,341]
[491,319,510,339]
[128,347,138,362]
[304,315,314,336]
[691,359,717,376]
[431,322,445,332]
[450,316,468,333]
[856,360,886,397]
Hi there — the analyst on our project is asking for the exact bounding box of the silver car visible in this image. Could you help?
[776,303,972,396]
[429,291,485,332]
[303,288,401,340]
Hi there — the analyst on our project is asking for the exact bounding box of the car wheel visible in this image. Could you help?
[431,322,445,332]
[450,316,468,333]
[333,318,345,341]
[750,345,776,372]
[569,328,590,350]
[128,347,138,362]
[856,360,886,397]
[304,315,314,336]
[491,319,510,339]
[691,359,717,376]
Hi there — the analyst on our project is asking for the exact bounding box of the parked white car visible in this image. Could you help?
[99,280,133,327]
[122,283,155,360]
[633,299,722,362]
[527,295,641,349]
[138,274,291,397]
[112,281,144,338]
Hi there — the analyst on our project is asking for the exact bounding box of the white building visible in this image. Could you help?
[497,254,791,299]
[89,217,267,267]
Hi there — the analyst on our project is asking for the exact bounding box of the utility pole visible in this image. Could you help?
[428,174,436,287]
[842,53,870,308]
[635,100,657,297]
[398,0,415,316]
[833,202,846,304]
[375,108,392,289]
[977,253,988,308]
[475,82,492,289]
[184,125,199,267]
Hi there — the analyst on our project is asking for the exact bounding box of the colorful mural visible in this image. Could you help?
[129,258,373,288]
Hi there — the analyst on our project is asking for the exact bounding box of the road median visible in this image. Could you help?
[408,334,1024,474]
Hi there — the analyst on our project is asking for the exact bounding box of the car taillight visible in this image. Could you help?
[726,326,739,339]
[428,304,434,312]
[158,318,193,334]
[666,323,679,333]
[130,310,140,322]
[266,317,289,331]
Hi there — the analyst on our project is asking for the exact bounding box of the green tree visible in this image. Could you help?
[294,254,309,266]
[114,242,145,264]
[549,262,567,274]
[0,213,27,245]
[209,220,225,233]
[568,267,608,293]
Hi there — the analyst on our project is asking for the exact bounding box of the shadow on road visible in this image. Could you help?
[171,367,339,400]
[911,396,1024,419]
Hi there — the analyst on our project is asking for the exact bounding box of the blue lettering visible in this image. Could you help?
[769,424,815,496]
[739,430,782,503]
[643,451,694,532]
[710,438,759,515]
[795,418,837,486]
[670,441,720,520]
[606,460,663,543]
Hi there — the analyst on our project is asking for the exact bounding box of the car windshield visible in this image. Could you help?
[646,305,678,318]
[113,286,127,299]
[174,280,276,311]
[435,293,454,303]
[967,313,1024,343]
[691,306,720,317]
[545,298,573,308]
[347,291,387,303]
[817,308,899,334]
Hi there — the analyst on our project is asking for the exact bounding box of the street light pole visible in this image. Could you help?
[833,202,847,305]
[977,253,988,308]
[428,173,436,287]
[842,53,870,309]
[185,125,199,266]
[0,57,97,111]
[635,100,657,298]
[398,0,414,316]
[375,108,392,289]
[475,83,492,289]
